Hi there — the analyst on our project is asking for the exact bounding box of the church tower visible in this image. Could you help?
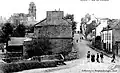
[28,2,36,19]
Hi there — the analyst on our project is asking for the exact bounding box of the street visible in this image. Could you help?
[16,34,120,73]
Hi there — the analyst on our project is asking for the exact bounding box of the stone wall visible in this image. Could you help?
[113,29,120,44]
[34,25,72,38]
[49,38,73,55]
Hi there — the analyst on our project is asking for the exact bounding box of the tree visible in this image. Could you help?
[81,14,91,24]
[25,24,34,33]
[80,14,91,39]
[85,20,96,37]
[64,14,74,21]
[80,25,82,33]
[2,23,13,51]
[85,13,91,22]
[12,24,26,37]
[64,14,77,36]
[24,38,52,58]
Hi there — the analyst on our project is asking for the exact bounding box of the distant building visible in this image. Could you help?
[96,18,109,36]
[91,18,109,45]
[8,2,37,26]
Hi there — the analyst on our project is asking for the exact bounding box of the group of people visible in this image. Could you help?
[87,51,104,63]
[87,51,116,63]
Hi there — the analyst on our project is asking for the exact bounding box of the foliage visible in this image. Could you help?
[81,13,92,38]
[0,61,57,73]
[81,13,91,24]
[26,25,34,33]
[64,14,77,32]
[64,14,74,21]
[85,21,96,37]
[1,23,13,42]
[1,23,13,51]
[5,52,23,58]
[2,57,23,63]
[85,13,91,22]
[12,24,26,37]
[24,39,52,58]
[0,31,6,43]
[80,25,82,33]
[72,21,77,31]
[2,23,13,37]
[64,52,78,61]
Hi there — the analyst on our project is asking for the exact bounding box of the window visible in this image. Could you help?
[103,33,104,41]
[105,33,106,40]
[109,33,111,40]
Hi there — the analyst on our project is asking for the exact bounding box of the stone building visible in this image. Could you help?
[8,2,37,26]
[32,10,73,55]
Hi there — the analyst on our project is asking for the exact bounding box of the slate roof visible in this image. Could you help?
[8,37,32,46]
[101,19,120,32]
[34,18,72,27]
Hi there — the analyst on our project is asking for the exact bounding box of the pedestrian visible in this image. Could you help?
[87,51,90,62]
[76,40,78,43]
[100,52,104,63]
[111,54,115,63]
[96,53,100,63]
[91,54,95,62]
[80,37,81,42]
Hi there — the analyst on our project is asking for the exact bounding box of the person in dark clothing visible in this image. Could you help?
[111,54,115,63]
[91,54,95,62]
[76,40,78,43]
[100,52,104,63]
[96,53,100,63]
[87,51,90,62]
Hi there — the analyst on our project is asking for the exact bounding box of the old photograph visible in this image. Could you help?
[0,0,119,73]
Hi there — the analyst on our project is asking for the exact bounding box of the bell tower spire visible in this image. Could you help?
[28,2,36,19]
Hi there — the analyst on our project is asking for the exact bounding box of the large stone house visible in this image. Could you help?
[33,10,73,55]
[100,19,120,55]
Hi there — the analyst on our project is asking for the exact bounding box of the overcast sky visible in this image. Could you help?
[0,0,120,30]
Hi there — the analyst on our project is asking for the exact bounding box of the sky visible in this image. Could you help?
[0,0,120,30]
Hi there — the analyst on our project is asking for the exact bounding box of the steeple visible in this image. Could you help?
[28,2,36,19]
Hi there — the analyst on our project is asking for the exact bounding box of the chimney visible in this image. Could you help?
[47,11,64,19]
